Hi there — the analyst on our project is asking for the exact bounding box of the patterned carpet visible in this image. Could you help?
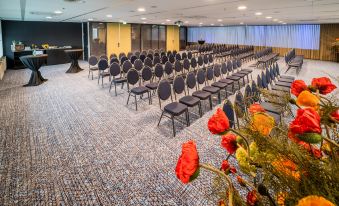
[0,59,338,205]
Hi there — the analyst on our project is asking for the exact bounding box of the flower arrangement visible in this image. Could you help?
[175,77,338,205]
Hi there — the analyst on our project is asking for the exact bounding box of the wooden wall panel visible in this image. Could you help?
[319,24,339,61]
[253,46,320,60]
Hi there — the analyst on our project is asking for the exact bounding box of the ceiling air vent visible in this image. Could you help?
[64,0,82,2]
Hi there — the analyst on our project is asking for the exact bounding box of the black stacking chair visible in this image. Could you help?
[161,51,166,57]
[211,64,230,98]
[275,63,295,81]
[142,65,158,102]
[109,53,117,60]
[219,62,235,94]
[134,51,140,58]
[147,53,153,61]
[234,91,246,129]
[110,57,119,65]
[244,84,253,107]
[273,64,294,84]
[153,55,161,66]
[154,63,164,82]
[88,55,98,80]
[191,58,197,72]
[175,53,181,61]
[97,59,110,86]
[122,60,133,74]
[168,54,175,64]
[188,51,193,60]
[127,52,133,59]
[186,71,212,112]
[261,71,269,89]
[119,52,126,59]
[148,49,154,55]
[226,60,242,90]
[164,61,174,83]
[130,55,137,64]
[141,50,147,56]
[203,54,209,68]
[161,55,168,64]
[230,59,247,85]
[183,58,190,74]
[257,74,263,89]
[202,67,221,104]
[182,52,187,59]
[173,50,177,56]
[154,52,160,57]
[134,59,143,71]
[223,99,235,129]
[173,75,202,118]
[174,61,183,75]
[197,56,204,69]
[139,54,146,62]
[208,54,214,66]
[236,59,252,81]
[251,81,260,102]
[157,79,189,137]
[109,62,126,95]
[99,55,108,61]
[126,69,151,111]
[120,56,128,66]
[144,57,153,68]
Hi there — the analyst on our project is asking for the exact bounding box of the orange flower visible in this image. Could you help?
[277,192,287,206]
[272,159,300,181]
[208,108,230,134]
[251,113,275,136]
[296,90,319,110]
[296,195,335,206]
[175,140,200,184]
[249,103,266,114]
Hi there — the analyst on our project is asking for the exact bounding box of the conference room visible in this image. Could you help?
[0,0,338,205]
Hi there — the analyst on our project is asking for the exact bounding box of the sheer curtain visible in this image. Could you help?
[0,20,3,57]
[187,24,320,50]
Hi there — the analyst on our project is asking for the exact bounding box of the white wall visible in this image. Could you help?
[0,20,3,57]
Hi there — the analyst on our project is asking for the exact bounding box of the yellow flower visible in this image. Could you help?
[235,147,256,174]
[277,192,287,206]
[296,90,319,110]
[272,159,300,181]
[296,195,335,206]
[251,113,275,136]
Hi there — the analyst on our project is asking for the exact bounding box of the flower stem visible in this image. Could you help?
[230,128,250,155]
[199,163,234,206]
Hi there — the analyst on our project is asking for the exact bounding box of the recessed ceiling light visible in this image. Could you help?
[54,10,62,14]
[46,16,52,19]
[141,17,147,20]
[238,6,247,10]
[184,21,189,23]
[122,21,127,24]
[161,22,165,24]
[282,22,287,24]
[266,16,272,19]
[106,14,112,18]
[255,12,262,16]
[88,18,93,21]
[199,22,203,24]
[137,7,145,12]
[210,24,214,26]
[143,22,147,24]
[217,19,222,22]
[273,19,278,21]
[240,22,244,25]
[166,19,171,22]
[279,21,283,23]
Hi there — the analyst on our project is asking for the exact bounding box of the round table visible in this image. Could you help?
[65,49,83,73]
[19,54,48,86]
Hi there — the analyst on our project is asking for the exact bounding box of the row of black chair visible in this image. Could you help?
[285,49,304,74]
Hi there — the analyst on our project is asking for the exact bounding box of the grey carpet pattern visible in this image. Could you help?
[1,59,338,205]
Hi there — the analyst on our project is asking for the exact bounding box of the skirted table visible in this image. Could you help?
[19,54,48,86]
[65,49,83,73]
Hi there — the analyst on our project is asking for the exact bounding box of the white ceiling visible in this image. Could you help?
[1,0,339,26]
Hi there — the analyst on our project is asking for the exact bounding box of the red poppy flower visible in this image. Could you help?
[248,103,266,114]
[291,80,308,97]
[247,190,259,206]
[220,160,237,174]
[289,108,321,135]
[221,133,239,154]
[330,109,339,122]
[175,140,199,184]
[208,108,230,134]
[298,142,323,159]
[311,77,337,95]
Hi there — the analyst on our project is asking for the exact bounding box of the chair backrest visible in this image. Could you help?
[203,54,209,65]
[122,60,133,73]
[154,63,164,79]
[147,53,153,61]
[223,100,235,128]
[148,49,154,55]
[275,63,280,76]
[98,59,108,70]
[120,56,128,66]
[174,61,183,73]
[227,60,233,73]
[173,50,177,56]
[269,66,275,81]
[158,79,172,103]
[265,67,271,84]
[168,54,175,63]
[110,57,119,65]
[141,66,153,82]
[183,58,190,71]
[208,54,213,64]
[186,72,197,90]
[161,55,168,64]
[161,51,166,57]
[99,55,108,61]
[237,59,242,68]
[206,67,214,81]
[154,52,160,57]
[89,55,98,66]
[153,56,161,65]
[196,69,206,85]
[110,62,121,77]
[127,52,133,59]
[251,81,260,102]
[221,62,228,75]
[139,54,146,62]
[141,50,147,55]
[187,51,192,59]
[197,56,203,67]
[213,64,221,78]
[130,55,137,64]
[244,84,253,107]
[144,57,153,68]
[134,59,143,71]
[175,53,181,61]
[191,58,197,69]
[182,52,187,59]
[232,59,238,70]
[109,53,117,60]
[261,71,268,89]
[119,52,126,59]
[257,75,263,88]
[127,68,140,86]
[134,51,140,58]
[272,64,277,77]
[234,91,246,118]
[173,75,185,96]
[164,61,173,76]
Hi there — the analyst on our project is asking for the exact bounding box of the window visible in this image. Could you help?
[131,24,167,52]
[89,22,106,57]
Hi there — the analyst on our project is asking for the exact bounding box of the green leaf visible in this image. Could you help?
[298,133,323,144]
[189,168,200,182]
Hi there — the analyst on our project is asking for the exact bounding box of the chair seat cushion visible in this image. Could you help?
[212,81,228,88]
[219,78,234,84]
[278,78,294,83]
[267,111,281,124]
[203,86,220,93]
[275,81,292,87]
[164,102,187,115]
[146,82,158,90]
[179,96,200,107]
[238,70,252,74]
[280,75,295,80]
[192,90,211,100]
[90,67,98,71]
[101,71,110,76]
[261,102,284,114]
[113,77,126,83]
[131,86,149,95]
[227,75,241,80]
[271,85,290,92]
[232,72,247,77]
[240,68,252,72]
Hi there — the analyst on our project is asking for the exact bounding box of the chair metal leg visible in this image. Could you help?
[127,93,131,105]
[157,111,164,126]
[135,95,138,111]
[109,81,113,92]
[186,110,190,126]
[171,115,176,137]
[148,91,151,105]
[114,82,117,96]
[98,74,100,84]
[209,96,213,109]
[102,76,104,87]
[218,92,221,104]
[198,102,202,117]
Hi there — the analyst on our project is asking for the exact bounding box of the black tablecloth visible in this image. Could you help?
[65,49,83,73]
[19,54,48,86]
